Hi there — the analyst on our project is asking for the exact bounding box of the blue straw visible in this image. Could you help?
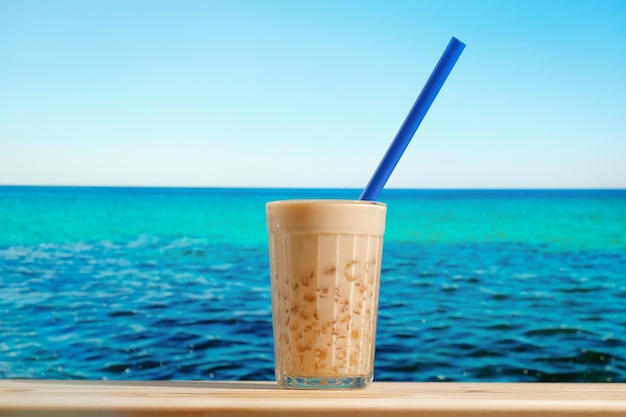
[359,36,466,201]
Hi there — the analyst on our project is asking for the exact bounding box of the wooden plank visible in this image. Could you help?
[1,380,625,416]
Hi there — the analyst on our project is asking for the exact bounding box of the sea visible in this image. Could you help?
[1,186,625,382]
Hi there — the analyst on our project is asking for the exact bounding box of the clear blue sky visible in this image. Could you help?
[1,0,625,188]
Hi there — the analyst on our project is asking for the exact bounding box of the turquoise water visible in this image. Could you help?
[1,187,625,381]
[3,188,625,250]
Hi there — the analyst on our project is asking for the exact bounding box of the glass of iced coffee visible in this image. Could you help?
[266,200,386,389]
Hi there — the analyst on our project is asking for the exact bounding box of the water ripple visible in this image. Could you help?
[1,238,625,382]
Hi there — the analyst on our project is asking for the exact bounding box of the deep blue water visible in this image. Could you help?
[1,187,625,381]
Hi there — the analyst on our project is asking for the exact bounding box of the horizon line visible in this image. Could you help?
[1,184,625,191]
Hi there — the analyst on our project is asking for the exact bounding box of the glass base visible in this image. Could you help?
[277,374,372,390]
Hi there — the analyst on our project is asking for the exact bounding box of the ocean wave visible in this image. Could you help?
[1,238,625,382]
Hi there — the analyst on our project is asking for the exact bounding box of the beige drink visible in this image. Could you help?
[266,200,386,389]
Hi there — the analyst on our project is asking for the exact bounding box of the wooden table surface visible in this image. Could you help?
[1,380,625,416]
